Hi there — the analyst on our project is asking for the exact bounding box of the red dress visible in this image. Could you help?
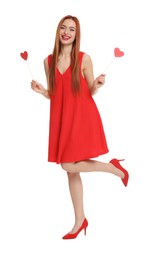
[47,52,109,164]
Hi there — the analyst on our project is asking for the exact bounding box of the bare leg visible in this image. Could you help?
[63,160,125,234]
[61,159,124,178]
[67,172,85,234]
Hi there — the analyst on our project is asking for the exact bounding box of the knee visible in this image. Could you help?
[67,171,78,178]
[61,163,79,176]
[61,162,73,172]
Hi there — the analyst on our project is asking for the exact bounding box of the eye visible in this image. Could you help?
[70,28,75,32]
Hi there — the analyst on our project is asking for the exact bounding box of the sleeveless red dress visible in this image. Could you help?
[47,52,109,164]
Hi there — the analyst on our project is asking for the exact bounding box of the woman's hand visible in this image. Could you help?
[90,74,106,95]
[94,74,106,89]
[31,80,50,98]
[31,80,45,94]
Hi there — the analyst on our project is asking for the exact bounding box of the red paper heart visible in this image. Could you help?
[20,51,28,60]
[114,48,124,57]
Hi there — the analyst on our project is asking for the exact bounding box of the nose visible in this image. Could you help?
[64,28,69,34]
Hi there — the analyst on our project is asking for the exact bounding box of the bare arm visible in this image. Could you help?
[31,57,50,99]
[82,54,106,95]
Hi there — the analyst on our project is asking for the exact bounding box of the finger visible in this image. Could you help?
[98,77,105,82]
[98,79,105,85]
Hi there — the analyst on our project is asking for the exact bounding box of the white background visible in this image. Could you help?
[0,0,151,259]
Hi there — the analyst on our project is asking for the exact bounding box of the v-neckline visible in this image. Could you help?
[57,65,71,76]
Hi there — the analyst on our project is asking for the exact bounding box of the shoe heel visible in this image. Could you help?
[109,158,129,187]
[62,218,88,239]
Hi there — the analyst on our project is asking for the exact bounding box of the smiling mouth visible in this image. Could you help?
[62,35,71,40]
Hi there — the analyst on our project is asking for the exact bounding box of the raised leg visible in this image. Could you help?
[61,159,124,178]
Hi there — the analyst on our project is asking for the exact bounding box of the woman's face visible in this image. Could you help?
[59,19,76,45]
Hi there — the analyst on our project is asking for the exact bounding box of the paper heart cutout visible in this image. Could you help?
[114,48,124,57]
[20,51,28,60]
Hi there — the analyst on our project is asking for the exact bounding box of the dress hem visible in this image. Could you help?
[48,149,109,164]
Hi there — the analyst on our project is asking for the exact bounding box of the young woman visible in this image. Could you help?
[31,15,129,239]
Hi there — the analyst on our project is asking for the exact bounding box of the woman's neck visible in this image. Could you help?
[59,45,72,58]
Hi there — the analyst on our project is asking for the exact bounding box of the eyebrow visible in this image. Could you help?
[61,24,75,29]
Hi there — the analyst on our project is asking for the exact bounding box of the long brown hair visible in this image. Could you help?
[48,15,81,95]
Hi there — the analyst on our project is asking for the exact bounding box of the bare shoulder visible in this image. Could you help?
[43,57,49,78]
[44,56,49,70]
[82,53,93,69]
[44,57,48,67]
[82,53,92,63]
[82,53,94,87]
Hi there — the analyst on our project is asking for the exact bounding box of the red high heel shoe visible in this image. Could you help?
[62,218,88,239]
[109,159,129,187]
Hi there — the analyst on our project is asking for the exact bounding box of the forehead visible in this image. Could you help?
[61,19,76,28]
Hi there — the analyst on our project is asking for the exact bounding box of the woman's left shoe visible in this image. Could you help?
[62,218,88,239]
[109,158,129,187]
